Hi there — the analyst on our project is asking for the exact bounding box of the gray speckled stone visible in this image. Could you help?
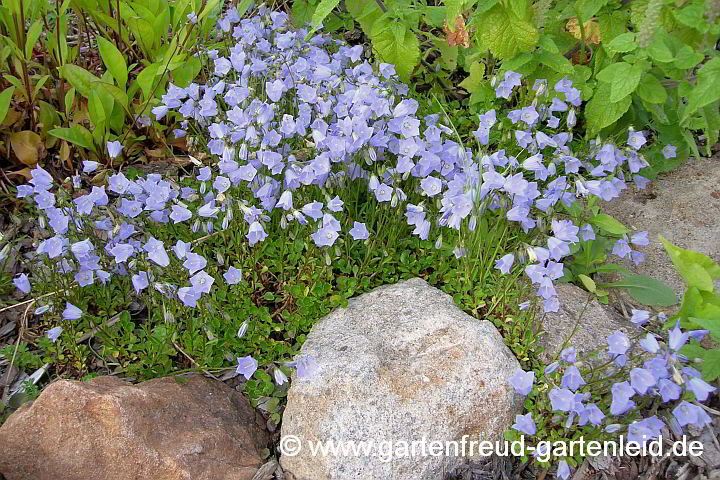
[279,278,521,480]
[536,282,635,362]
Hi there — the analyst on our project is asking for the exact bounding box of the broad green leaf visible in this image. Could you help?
[171,56,201,88]
[636,73,667,104]
[458,61,485,93]
[291,0,314,26]
[646,34,674,63]
[673,45,703,70]
[475,4,537,60]
[660,235,720,291]
[533,50,573,74]
[58,65,99,98]
[310,0,340,32]
[370,17,420,82]
[585,83,632,134]
[688,317,720,339]
[700,349,720,381]
[604,273,677,307]
[87,89,106,127]
[136,63,160,100]
[596,62,642,102]
[93,81,129,114]
[575,0,608,21]
[96,37,128,88]
[346,0,382,37]
[605,32,636,55]
[681,58,720,124]
[25,20,43,60]
[0,86,14,124]
[578,274,596,293]
[434,39,458,71]
[49,125,95,151]
[589,213,630,235]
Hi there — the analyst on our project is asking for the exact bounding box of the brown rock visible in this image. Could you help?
[0,375,269,480]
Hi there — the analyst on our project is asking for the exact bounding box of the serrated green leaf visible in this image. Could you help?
[681,58,720,124]
[589,213,630,235]
[96,37,128,88]
[604,273,677,306]
[370,17,420,82]
[475,4,537,60]
[673,45,703,70]
[0,86,14,124]
[605,32,636,55]
[646,34,674,63]
[585,83,632,134]
[596,62,642,102]
[346,0,382,36]
[636,73,667,104]
[575,0,608,21]
[534,50,573,74]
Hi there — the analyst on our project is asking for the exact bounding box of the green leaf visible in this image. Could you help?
[0,86,14,124]
[585,83,632,135]
[673,45,703,70]
[578,274,596,293]
[64,87,75,114]
[171,56,201,88]
[96,37,128,88]
[589,214,630,235]
[605,32,636,55]
[636,73,667,104]
[689,317,720,338]
[604,273,678,307]
[475,4,537,60]
[310,0,340,33]
[533,50,574,74]
[646,34,674,63]
[291,0,314,27]
[136,63,160,100]
[458,61,485,92]
[370,17,420,82]
[700,349,720,381]
[660,235,720,291]
[25,20,43,60]
[346,0,382,36]
[596,62,642,102]
[58,65,99,98]
[575,0,608,21]
[49,125,95,152]
[681,58,720,124]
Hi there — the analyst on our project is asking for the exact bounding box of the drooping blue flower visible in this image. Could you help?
[509,369,535,395]
[274,367,289,385]
[63,302,83,320]
[13,273,31,294]
[107,141,123,159]
[512,412,536,435]
[687,377,716,401]
[549,387,575,412]
[47,326,63,343]
[673,401,711,428]
[236,356,258,380]
[556,460,570,480]
[132,271,149,294]
[630,309,650,326]
[630,367,656,395]
[561,365,586,391]
[143,237,170,267]
[607,331,631,356]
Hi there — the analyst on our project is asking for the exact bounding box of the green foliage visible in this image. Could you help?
[0,0,223,169]
[661,238,720,382]
[290,0,719,171]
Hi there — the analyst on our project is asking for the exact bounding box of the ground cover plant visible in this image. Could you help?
[0,0,228,179]
[0,3,718,479]
[298,0,720,173]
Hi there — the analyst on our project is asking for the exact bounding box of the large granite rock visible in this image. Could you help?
[0,375,269,480]
[279,278,522,480]
[537,282,635,362]
[602,156,720,299]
